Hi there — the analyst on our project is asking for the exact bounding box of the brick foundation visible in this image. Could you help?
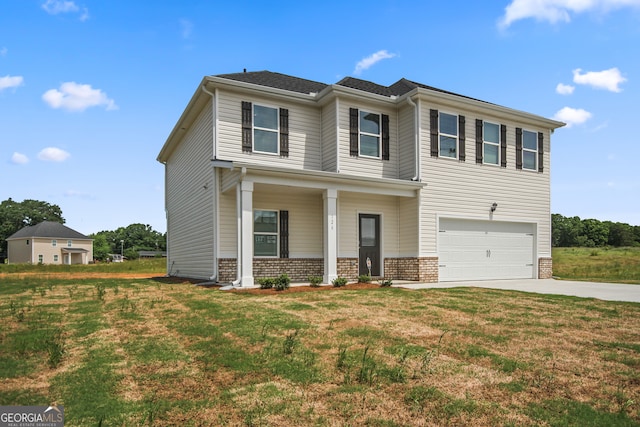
[218,258,323,283]
[337,258,358,280]
[538,257,553,279]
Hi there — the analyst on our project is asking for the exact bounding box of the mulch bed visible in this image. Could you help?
[227,282,384,294]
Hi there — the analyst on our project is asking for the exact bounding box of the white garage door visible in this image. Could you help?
[439,219,535,282]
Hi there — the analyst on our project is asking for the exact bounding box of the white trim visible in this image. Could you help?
[252,103,280,156]
[356,210,384,278]
[358,109,382,159]
[253,208,280,258]
[336,97,340,173]
[522,128,538,171]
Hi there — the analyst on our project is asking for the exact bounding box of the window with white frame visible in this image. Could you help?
[253,104,279,154]
[523,129,537,170]
[38,254,43,263]
[54,255,59,262]
[483,122,500,165]
[52,239,57,247]
[254,210,278,257]
[67,240,72,247]
[439,112,458,158]
[359,110,381,158]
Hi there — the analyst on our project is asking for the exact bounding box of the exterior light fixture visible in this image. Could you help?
[490,202,498,213]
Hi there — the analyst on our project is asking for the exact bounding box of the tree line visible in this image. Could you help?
[552,214,640,247]
[0,198,165,261]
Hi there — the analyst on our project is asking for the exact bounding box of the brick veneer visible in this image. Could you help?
[218,258,323,283]
[218,256,440,284]
[538,257,553,279]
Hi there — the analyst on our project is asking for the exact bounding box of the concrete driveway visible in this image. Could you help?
[395,279,640,303]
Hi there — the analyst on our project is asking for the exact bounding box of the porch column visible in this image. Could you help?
[323,188,338,284]
[240,181,254,287]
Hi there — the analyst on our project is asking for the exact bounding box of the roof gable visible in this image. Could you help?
[7,221,91,240]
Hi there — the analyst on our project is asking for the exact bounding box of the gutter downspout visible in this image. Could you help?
[335,97,340,173]
[201,84,220,282]
[406,96,420,181]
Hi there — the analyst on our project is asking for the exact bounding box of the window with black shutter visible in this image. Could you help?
[458,115,466,162]
[279,210,289,258]
[241,102,288,156]
[382,114,390,160]
[349,108,359,156]
[279,108,289,157]
[538,132,544,173]
[475,119,483,164]
[515,127,523,170]
[242,101,253,152]
[500,125,507,168]
[430,109,439,157]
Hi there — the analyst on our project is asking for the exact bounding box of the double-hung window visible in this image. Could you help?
[253,105,279,154]
[67,240,72,247]
[254,210,278,257]
[483,122,500,165]
[522,129,537,170]
[439,112,458,159]
[52,239,57,247]
[359,110,381,158]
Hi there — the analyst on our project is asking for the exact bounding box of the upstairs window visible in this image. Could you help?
[67,240,72,247]
[483,122,500,165]
[439,112,458,159]
[522,129,537,170]
[359,110,381,158]
[52,239,57,247]
[241,101,289,156]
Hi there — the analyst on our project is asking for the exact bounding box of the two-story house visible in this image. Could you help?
[157,71,564,286]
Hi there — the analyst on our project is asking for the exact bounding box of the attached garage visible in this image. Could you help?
[438,218,536,282]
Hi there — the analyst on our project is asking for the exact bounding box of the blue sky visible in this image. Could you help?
[1,0,639,235]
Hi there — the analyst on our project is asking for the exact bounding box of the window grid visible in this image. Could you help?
[522,129,537,170]
[253,104,279,155]
[254,210,279,257]
[483,122,500,165]
[359,110,381,158]
[439,112,458,159]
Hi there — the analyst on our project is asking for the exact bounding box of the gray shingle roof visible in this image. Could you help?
[216,71,328,94]
[7,221,91,240]
[215,71,491,104]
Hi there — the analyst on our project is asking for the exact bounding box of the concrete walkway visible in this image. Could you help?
[394,279,640,303]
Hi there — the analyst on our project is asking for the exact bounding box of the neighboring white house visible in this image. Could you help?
[6,221,93,265]
[157,71,564,285]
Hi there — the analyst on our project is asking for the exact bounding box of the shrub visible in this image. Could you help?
[308,276,323,287]
[358,274,372,283]
[379,278,393,287]
[274,274,291,291]
[332,277,348,287]
[258,278,275,289]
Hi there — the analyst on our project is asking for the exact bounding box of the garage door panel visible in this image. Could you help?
[439,219,534,282]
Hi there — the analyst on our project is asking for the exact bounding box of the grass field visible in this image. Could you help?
[1,261,639,426]
[553,247,640,284]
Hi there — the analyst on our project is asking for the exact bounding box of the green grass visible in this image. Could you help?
[0,271,639,426]
[553,247,640,284]
[0,257,166,275]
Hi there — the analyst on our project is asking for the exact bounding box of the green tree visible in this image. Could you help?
[581,218,609,247]
[552,214,584,247]
[0,198,65,254]
[90,234,111,261]
[607,222,635,247]
[92,223,166,260]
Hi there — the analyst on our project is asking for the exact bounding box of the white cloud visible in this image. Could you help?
[0,47,7,56]
[354,50,396,75]
[572,67,627,92]
[11,152,29,165]
[498,0,640,29]
[556,83,575,95]
[553,106,593,127]
[79,7,89,21]
[0,75,24,91]
[38,147,71,162]
[42,82,117,112]
[42,0,79,14]
[179,19,193,39]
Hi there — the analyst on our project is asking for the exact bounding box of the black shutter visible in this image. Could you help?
[430,109,439,157]
[458,115,466,162]
[515,127,523,170]
[349,108,359,156]
[279,210,289,258]
[241,101,252,152]
[475,119,483,164]
[279,108,289,157]
[382,114,390,160]
[500,124,507,168]
[538,132,544,173]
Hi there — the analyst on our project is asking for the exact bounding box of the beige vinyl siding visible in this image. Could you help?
[419,105,551,257]
[337,101,399,179]
[398,196,419,256]
[166,102,214,279]
[253,186,323,257]
[7,239,31,263]
[321,101,337,172]
[398,103,416,180]
[337,192,400,258]
[217,90,322,170]
[219,190,237,258]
